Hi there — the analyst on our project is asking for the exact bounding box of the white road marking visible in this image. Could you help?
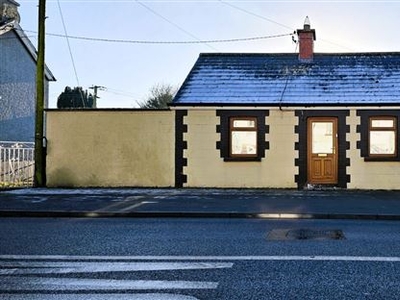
[2,254,398,298]
[0,258,227,294]
[30,198,48,203]
[1,255,400,262]
[257,213,315,219]
[0,294,199,300]
[93,196,145,212]
[0,261,233,275]
[120,200,158,211]
[94,196,157,212]
[124,196,146,201]
[0,277,218,290]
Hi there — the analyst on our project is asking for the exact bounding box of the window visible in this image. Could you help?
[357,111,400,161]
[311,122,334,154]
[369,117,397,157]
[216,110,269,162]
[230,117,257,157]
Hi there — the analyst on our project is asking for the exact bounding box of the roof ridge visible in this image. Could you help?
[199,52,400,57]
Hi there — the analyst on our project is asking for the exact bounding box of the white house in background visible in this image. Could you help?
[0,0,55,142]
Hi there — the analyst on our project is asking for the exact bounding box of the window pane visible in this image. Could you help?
[370,131,396,155]
[231,131,257,155]
[312,122,333,154]
[371,119,394,128]
[233,120,256,128]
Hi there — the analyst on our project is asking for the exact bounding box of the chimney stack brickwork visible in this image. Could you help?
[297,17,316,62]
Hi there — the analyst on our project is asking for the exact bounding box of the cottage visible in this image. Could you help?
[0,0,55,142]
[45,19,400,190]
[170,18,400,190]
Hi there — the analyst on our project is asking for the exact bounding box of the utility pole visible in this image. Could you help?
[89,85,105,108]
[34,0,46,187]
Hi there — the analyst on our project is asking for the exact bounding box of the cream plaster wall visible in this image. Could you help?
[347,110,400,189]
[45,108,400,189]
[46,110,175,187]
[184,109,298,188]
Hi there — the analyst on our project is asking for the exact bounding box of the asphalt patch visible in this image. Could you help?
[266,228,345,241]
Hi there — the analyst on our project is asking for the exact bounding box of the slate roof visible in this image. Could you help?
[172,53,400,106]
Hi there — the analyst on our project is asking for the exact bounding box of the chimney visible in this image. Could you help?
[297,16,316,62]
[0,0,20,24]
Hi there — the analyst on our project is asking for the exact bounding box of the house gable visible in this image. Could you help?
[0,21,55,141]
[0,21,55,81]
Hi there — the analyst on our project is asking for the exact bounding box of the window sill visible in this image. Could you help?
[364,157,400,162]
[224,157,262,162]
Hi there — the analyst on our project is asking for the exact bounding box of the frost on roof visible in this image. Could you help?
[173,53,400,106]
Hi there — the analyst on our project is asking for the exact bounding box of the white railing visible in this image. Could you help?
[0,141,35,188]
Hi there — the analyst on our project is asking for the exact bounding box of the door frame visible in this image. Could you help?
[294,110,350,189]
[307,117,338,184]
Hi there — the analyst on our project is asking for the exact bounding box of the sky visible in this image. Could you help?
[17,0,400,108]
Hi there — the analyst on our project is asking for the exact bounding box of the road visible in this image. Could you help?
[0,218,400,299]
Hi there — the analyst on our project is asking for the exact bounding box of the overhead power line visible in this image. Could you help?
[218,0,294,31]
[21,29,294,44]
[57,0,80,86]
[133,0,218,51]
[217,1,353,51]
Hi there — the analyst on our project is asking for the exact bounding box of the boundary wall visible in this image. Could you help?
[46,110,175,187]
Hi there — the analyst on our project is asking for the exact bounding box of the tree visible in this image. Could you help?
[139,84,176,109]
[57,86,94,109]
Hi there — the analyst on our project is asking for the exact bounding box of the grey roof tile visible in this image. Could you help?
[172,53,400,106]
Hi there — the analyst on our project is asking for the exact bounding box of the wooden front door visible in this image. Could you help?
[307,117,338,184]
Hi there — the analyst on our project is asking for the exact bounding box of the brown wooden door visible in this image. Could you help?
[307,117,338,184]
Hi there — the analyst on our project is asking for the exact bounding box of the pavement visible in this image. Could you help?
[1,188,400,220]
